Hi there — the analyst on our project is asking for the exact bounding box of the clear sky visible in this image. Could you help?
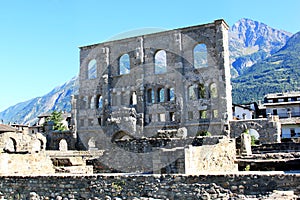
[0,0,299,112]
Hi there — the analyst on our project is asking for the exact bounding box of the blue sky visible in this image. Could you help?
[0,0,299,112]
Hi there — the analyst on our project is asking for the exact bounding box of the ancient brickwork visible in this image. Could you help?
[74,20,232,150]
[0,174,299,199]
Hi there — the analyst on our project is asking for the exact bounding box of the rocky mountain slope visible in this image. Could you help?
[0,18,297,124]
[229,18,292,76]
[0,77,78,125]
[232,31,300,103]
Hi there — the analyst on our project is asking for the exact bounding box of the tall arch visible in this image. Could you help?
[119,54,130,75]
[210,83,218,98]
[88,59,97,79]
[193,43,208,68]
[4,137,17,152]
[157,88,165,102]
[155,50,167,74]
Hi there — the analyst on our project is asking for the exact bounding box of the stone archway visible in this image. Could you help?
[32,139,44,153]
[111,131,133,142]
[59,139,68,151]
[88,137,98,150]
[4,137,17,153]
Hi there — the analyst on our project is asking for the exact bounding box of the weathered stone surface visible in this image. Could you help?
[0,173,299,199]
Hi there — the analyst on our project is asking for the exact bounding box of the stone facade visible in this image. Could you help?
[0,173,299,199]
[73,19,232,151]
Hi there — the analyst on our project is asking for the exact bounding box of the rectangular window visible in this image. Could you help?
[268,99,273,103]
[273,109,278,115]
[213,110,218,118]
[199,110,207,119]
[169,112,175,121]
[158,113,165,122]
[278,98,284,102]
[188,111,193,120]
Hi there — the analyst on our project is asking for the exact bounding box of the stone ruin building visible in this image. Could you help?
[71,19,236,173]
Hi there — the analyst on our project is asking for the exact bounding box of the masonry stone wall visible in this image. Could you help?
[0,174,299,199]
[0,153,55,175]
[0,132,46,153]
[46,130,77,150]
[74,19,232,151]
[229,118,281,144]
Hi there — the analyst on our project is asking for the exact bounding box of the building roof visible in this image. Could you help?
[0,124,17,133]
[264,91,300,99]
[280,117,300,125]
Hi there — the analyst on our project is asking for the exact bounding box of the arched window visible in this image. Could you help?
[157,88,165,102]
[119,54,130,75]
[155,50,167,74]
[210,83,218,98]
[198,84,205,99]
[88,59,97,79]
[130,91,137,105]
[96,95,103,109]
[167,88,175,101]
[188,85,197,100]
[147,89,155,103]
[193,43,208,68]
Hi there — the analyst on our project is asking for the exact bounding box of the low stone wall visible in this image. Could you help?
[0,153,55,175]
[0,173,299,199]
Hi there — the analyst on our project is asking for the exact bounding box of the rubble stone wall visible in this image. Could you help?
[0,153,55,175]
[229,118,281,144]
[0,174,299,199]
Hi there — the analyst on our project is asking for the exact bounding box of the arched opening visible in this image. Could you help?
[249,129,260,145]
[147,88,154,103]
[188,85,197,100]
[157,88,165,102]
[210,83,218,98]
[96,95,103,109]
[198,84,205,99]
[167,88,175,101]
[119,54,130,75]
[155,50,167,74]
[88,59,97,79]
[130,91,137,105]
[59,139,68,151]
[193,43,208,68]
[4,137,17,153]
[32,139,43,153]
[88,137,97,150]
[111,131,133,142]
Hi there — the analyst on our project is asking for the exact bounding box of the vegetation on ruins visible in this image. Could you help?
[44,111,67,131]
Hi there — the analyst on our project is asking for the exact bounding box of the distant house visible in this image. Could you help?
[263,91,300,118]
[232,102,258,120]
[263,91,300,139]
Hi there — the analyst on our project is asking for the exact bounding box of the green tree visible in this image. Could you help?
[46,111,67,131]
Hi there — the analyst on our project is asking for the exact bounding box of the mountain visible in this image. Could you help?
[0,77,78,124]
[0,18,298,124]
[232,31,300,103]
[229,18,292,76]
